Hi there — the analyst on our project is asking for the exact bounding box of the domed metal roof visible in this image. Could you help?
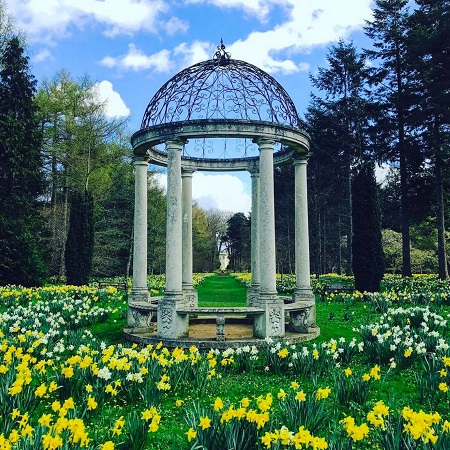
[141,41,301,129]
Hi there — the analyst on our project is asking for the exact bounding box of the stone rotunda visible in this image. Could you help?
[124,41,319,348]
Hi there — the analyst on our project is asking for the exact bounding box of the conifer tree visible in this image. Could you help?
[364,0,415,277]
[65,190,94,285]
[352,164,385,292]
[0,37,46,286]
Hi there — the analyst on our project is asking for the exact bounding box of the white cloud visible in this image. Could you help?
[185,0,275,21]
[153,172,251,214]
[100,44,173,73]
[100,41,212,74]
[188,0,373,74]
[92,80,131,118]
[163,16,189,35]
[32,48,53,63]
[193,173,251,213]
[174,41,212,67]
[375,163,392,186]
[6,0,176,41]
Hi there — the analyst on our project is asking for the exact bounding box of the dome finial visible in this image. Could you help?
[213,39,231,65]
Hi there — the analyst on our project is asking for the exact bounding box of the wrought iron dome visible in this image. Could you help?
[141,41,301,129]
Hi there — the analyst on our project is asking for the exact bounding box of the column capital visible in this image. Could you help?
[165,138,187,150]
[132,155,150,165]
[249,169,260,177]
[181,169,196,178]
[293,154,310,164]
[253,137,276,149]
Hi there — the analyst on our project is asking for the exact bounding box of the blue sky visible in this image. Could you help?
[6,0,376,213]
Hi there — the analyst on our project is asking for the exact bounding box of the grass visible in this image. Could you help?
[86,275,450,448]
[197,274,247,307]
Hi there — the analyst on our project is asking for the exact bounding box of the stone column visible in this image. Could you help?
[293,157,316,327]
[253,138,284,337]
[158,139,188,339]
[127,156,151,328]
[182,169,198,308]
[247,169,260,307]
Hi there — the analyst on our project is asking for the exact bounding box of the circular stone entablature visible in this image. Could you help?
[131,41,310,171]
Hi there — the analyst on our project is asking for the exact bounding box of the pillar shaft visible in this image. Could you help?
[294,158,312,291]
[257,139,277,295]
[132,157,149,299]
[158,139,188,339]
[182,170,194,288]
[247,170,260,307]
[165,140,184,294]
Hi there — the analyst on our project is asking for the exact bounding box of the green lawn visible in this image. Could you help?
[197,274,247,307]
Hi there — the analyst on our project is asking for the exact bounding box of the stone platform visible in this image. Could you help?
[124,316,320,350]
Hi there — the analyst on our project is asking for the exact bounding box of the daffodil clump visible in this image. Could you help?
[1,279,450,449]
[232,273,450,306]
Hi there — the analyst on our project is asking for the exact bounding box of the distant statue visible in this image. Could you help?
[219,252,229,272]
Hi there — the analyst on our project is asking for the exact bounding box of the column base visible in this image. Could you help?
[182,285,198,308]
[253,294,285,338]
[127,289,153,329]
[292,288,316,329]
[246,285,260,307]
[157,292,189,339]
[130,289,150,303]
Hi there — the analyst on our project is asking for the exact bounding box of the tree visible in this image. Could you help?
[0,37,47,286]
[305,106,348,275]
[36,71,129,278]
[274,165,295,274]
[192,203,212,272]
[65,190,94,285]
[407,0,450,279]
[205,208,230,271]
[0,1,19,56]
[92,156,134,278]
[147,173,167,275]
[352,163,385,291]
[364,0,417,277]
[224,213,251,272]
[309,40,372,274]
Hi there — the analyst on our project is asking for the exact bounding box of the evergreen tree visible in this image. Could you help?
[0,37,46,286]
[352,164,385,292]
[224,213,251,272]
[408,0,450,279]
[308,40,372,275]
[92,159,134,277]
[36,71,129,278]
[364,0,416,277]
[65,190,94,285]
[274,165,295,274]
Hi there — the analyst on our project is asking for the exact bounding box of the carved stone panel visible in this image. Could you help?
[160,307,173,333]
[269,307,282,334]
[290,308,310,333]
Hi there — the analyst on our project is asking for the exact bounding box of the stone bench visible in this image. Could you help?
[98,281,128,292]
[177,306,265,341]
[127,301,158,328]
[284,300,314,333]
[128,301,315,339]
[320,284,355,301]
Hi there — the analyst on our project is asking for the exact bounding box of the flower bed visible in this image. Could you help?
[0,277,449,448]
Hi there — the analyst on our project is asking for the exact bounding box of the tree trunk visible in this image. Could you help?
[399,146,412,277]
[345,152,353,275]
[435,147,448,280]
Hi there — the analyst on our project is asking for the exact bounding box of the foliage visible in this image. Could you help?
[224,212,251,272]
[0,37,47,287]
[1,276,450,448]
[65,190,94,285]
[352,163,384,292]
[35,71,129,279]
